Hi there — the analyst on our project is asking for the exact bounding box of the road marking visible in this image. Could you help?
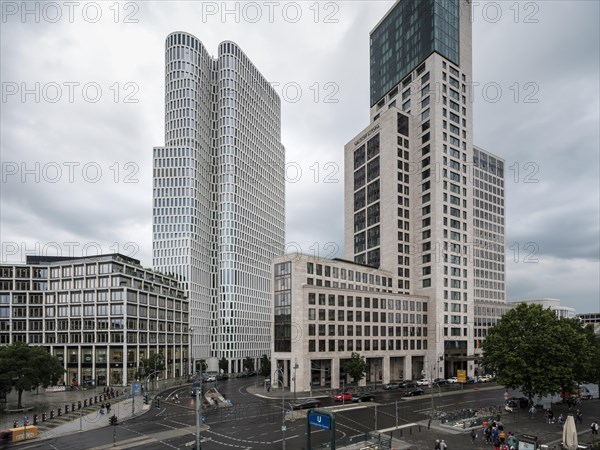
[377,423,419,433]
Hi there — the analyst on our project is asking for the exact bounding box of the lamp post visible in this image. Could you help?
[189,328,194,377]
[274,367,286,450]
[292,359,299,401]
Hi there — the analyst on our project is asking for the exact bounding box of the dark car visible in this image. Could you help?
[433,378,448,385]
[400,380,418,389]
[384,382,401,390]
[506,397,530,408]
[291,398,320,410]
[351,393,375,403]
[465,376,476,384]
[403,388,424,397]
[190,381,201,397]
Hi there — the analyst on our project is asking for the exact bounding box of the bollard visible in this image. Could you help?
[90,397,93,405]
[50,410,55,419]
[94,395,98,403]
[419,425,421,432]
[78,401,81,410]
[84,399,88,407]
[72,403,75,412]
[58,407,62,416]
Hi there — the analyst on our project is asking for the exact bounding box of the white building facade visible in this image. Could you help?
[152,33,285,372]
[271,254,429,393]
[0,254,189,387]
[274,0,507,382]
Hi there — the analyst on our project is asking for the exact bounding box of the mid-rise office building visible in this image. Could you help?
[152,32,285,372]
[0,254,189,386]
[271,254,429,392]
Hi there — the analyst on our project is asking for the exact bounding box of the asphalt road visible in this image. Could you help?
[12,378,508,450]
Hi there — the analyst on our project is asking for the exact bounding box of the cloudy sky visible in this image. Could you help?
[1,1,598,313]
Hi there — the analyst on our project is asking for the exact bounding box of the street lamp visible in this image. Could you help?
[273,367,286,450]
[292,359,299,401]
[189,328,194,376]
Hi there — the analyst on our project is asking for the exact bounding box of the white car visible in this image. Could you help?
[205,376,216,382]
[416,378,431,386]
[478,375,494,383]
[446,377,458,384]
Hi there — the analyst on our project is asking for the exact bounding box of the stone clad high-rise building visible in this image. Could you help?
[345,0,505,377]
[153,32,285,372]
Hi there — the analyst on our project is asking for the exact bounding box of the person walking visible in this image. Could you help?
[106,402,111,413]
[439,439,447,450]
[590,420,599,435]
[434,439,440,450]
[529,404,536,418]
[471,428,477,443]
[575,410,583,424]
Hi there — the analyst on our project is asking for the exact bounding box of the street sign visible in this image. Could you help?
[132,383,141,395]
[309,411,331,430]
[457,370,466,383]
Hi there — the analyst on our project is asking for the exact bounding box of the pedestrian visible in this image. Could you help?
[507,432,518,449]
[99,404,105,415]
[547,410,554,424]
[434,439,440,450]
[529,404,536,418]
[558,414,565,425]
[106,402,111,413]
[439,439,447,450]
[499,429,506,443]
[575,410,582,424]
[470,428,477,443]
[591,420,599,435]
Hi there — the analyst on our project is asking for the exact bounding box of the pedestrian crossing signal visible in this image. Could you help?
[154,397,161,408]
[144,393,149,404]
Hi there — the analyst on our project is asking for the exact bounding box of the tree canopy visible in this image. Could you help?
[482,303,599,402]
[219,357,228,374]
[342,352,367,383]
[259,354,271,377]
[243,356,255,372]
[0,342,64,408]
[135,353,165,380]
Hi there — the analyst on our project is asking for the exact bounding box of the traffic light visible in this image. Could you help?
[109,415,118,426]
[144,393,149,404]
[154,397,161,408]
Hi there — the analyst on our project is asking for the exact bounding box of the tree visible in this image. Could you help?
[0,343,64,409]
[219,357,228,374]
[243,356,255,372]
[196,360,207,372]
[482,303,593,403]
[342,352,367,383]
[136,353,165,380]
[259,354,271,377]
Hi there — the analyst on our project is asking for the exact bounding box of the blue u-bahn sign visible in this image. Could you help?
[309,411,331,430]
[307,409,336,449]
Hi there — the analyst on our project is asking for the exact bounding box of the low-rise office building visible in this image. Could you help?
[271,254,429,393]
[0,254,190,386]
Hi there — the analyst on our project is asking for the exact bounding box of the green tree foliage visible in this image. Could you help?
[259,354,271,377]
[482,303,597,402]
[0,342,64,408]
[196,359,207,372]
[219,357,228,374]
[342,352,367,383]
[136,353,165,380]
[243,356,255,372]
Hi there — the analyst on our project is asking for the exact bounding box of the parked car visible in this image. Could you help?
[291,398,320,410]
[446,377,458,384]
[433,378,448,385]
[334,391,352,402]
[416,378,431,386]
[205,376,216,382]
[403,388,424,397]
[477,375,494,383]
[384,382,401,390]
[465,376,476,384]
[400,380,418,388]
[351,393,375,403]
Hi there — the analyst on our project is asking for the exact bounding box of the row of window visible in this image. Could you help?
[308,338,427,353]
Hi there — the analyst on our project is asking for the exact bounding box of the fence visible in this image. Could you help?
[316,431,392,450]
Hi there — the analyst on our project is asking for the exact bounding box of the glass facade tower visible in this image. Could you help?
[370,0,460,106]
[153,32,285,372]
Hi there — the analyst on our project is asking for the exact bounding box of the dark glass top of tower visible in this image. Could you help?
[370,0,460,106]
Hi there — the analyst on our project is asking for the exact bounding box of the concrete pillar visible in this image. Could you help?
[382,355,390,384]
[283,360,289,388]
[331,357,340,389]
[403,356,412,381]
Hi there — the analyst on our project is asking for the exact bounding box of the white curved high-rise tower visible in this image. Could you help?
[152,32,285,372]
